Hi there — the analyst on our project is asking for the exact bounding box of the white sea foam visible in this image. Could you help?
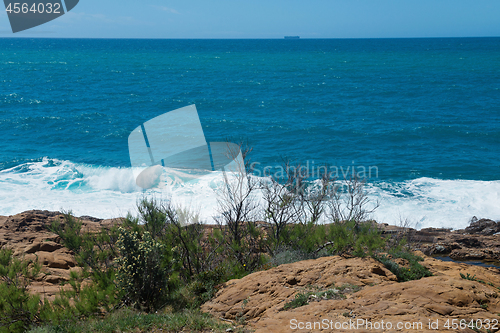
[369,178,500,230]
[0,159,499,230]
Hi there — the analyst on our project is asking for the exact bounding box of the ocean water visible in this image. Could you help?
[0,38,499,229]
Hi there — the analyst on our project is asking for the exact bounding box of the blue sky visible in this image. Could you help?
[1,0,500,38]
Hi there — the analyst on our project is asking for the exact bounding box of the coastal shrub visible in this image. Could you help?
[214,176,267,273]
[266,218,386,262]
[187,266,227,308]
[48,268,122,323]
[288,222,327,254]
[121,198,261,309]
[49,212,119,284]
[261,173,302,254]
[269,246,315,266]
[325,220,385,257]
[0,249,47,333]
[271,174,385,258]
[261,161,331,255]
[326,176,379,225]
[212,143,270,272]
[49,212,83,253]
[0,249,125,332]
[374,251,432,282]
[48,212,123,320]
[163,209,213,280]
[115,227,174,312]
[136,197,170,239]
[352,222,386,257]
[133,198,241,283]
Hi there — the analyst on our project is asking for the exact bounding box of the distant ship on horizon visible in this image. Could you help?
[284,36,300,39]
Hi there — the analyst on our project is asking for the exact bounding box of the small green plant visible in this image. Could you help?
[317,289,339,299]
[234,297,250,326]
[283,293,309,310]
[460,273,478,281]
[282,284,358,311]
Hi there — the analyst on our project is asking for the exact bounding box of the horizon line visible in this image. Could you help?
[0,36,499,40]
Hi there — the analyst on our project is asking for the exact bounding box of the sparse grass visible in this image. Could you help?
[28,308,234,333]
[283,283,360,310]
[337,283,361,294]
[460,272,500,295]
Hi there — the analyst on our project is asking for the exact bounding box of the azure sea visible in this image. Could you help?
[0,38,499,229]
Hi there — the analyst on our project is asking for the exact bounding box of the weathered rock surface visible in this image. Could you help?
[3,211,500,332]
[0,210,116,300]
[202,254,500,332]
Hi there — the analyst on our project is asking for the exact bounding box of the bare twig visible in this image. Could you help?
[314,241,335,254]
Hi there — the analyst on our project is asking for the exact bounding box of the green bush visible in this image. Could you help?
[115,227,174,312]
[460,272,478,281]
[352,222,386,257]
[324,220,385,257]
[49,269,121,322]
[136,197,168,239]
[212,221,267,275]
[375,251,432,282]
[287,222,325,254]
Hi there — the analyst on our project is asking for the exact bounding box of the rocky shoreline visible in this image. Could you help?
[379,217,500,263]
[2,210,500,332]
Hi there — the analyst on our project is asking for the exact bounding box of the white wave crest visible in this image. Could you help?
[0,159,499,229]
